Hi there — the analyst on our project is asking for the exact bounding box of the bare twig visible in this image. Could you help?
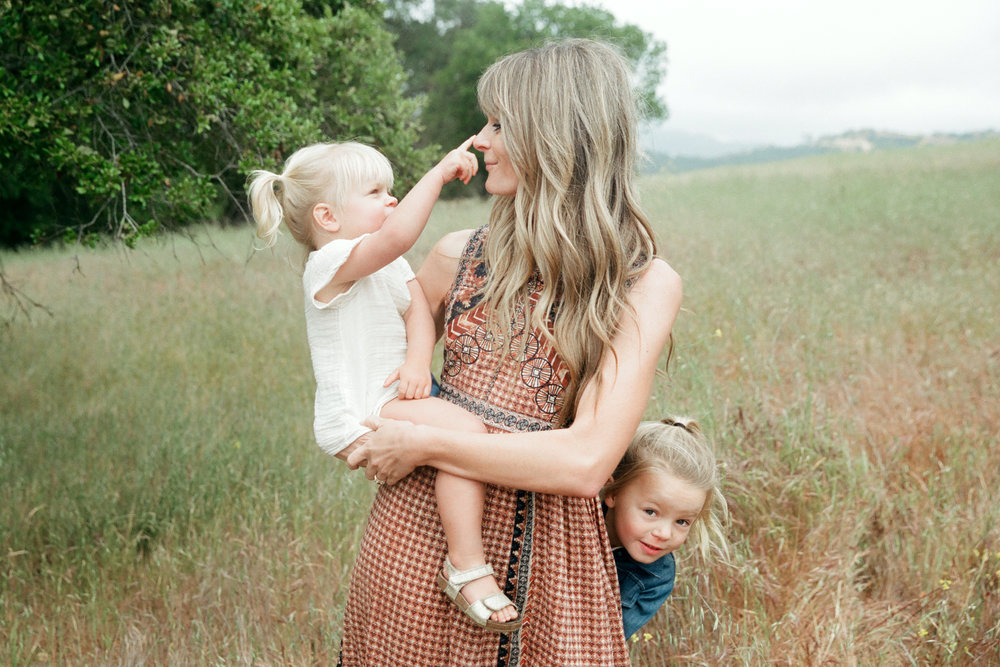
[0,262,53,327]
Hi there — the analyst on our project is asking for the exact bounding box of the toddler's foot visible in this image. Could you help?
[436,556,521,632]
[451,567,518,623]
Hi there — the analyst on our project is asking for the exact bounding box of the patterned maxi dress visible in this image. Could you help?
[339,226,630,666]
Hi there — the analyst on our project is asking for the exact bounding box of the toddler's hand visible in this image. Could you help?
[384,362,432,400]
[434,135,479,185]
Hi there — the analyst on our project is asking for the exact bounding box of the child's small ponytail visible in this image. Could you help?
[247,169,285,248]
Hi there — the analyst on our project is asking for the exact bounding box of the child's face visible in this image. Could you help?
[335,181,397,239]
[605,469,707,565]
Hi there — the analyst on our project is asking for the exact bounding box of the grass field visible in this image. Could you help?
[2,139,999,664]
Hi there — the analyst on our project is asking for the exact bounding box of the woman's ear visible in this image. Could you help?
[604,490,617,508]
[313,203,340,233]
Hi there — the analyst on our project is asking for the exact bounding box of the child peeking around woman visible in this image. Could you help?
[603,416,730,639]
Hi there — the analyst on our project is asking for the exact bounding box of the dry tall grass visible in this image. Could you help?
[2,140,998,664]
[631,140,1000,665]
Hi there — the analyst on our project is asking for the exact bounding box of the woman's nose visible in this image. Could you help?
[473,125,490,151]
[387,195,398,207]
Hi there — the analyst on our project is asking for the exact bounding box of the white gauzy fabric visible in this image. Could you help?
[301,234,413,456]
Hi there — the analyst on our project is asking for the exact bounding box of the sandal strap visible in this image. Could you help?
[465,593,517,625]
[444,556,494,590]
[441,556,498,600]
[479,592,517,613]
[446,563,496,588]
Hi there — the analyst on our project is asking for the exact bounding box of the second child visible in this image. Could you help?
[603,416,730,639]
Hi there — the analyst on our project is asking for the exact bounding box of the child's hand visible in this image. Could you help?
[384,362,432,400]
[433,135,479,185]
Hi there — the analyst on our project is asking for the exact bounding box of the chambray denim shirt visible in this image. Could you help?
[613,547,676,638]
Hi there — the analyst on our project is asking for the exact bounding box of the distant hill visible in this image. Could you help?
[638,126,757,159]
[640,128,1000,174]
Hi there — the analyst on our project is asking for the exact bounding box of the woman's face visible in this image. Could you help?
[474,118,518,196]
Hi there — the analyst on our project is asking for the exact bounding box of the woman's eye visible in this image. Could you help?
[492,122,501,132]
[677,519,690,527]
[644,509,656,517]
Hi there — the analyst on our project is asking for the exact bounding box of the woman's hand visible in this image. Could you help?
[346,416,425,486]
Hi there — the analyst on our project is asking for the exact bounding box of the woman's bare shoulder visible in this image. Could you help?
[431,229,475,259]
[417,229,475,288]
[636,257,682,299]
[629,257,682,334]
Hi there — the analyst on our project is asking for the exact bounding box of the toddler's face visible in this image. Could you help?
[605,469,707,565]
[336,181,397,239]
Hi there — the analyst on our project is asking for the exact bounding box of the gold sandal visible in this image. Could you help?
[436,556,522,633]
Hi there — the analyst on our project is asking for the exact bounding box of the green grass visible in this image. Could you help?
[2,139,999,664]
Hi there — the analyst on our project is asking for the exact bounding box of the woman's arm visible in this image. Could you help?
[416,228,471,341]
[347,256,682,497]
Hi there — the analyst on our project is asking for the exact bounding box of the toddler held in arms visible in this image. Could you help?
[247,139,520,632]
[603,417,730,639]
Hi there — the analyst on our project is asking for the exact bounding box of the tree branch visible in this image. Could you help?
[0,261,53,328]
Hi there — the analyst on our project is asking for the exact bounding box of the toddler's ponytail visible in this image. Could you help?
[247,169,285,248]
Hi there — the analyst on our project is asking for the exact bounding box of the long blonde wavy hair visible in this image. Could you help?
[477,39,658,420]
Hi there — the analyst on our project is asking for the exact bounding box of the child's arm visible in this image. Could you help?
[383,279,436,399]
[333,137,478,286]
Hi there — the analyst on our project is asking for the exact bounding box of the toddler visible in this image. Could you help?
[603,416,730,639]
[247,139,520,632]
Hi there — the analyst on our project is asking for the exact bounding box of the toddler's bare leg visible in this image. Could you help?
[381,397,517,623]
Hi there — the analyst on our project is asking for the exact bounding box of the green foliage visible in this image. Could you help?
[0,0,434,248]
[385,0,667,194]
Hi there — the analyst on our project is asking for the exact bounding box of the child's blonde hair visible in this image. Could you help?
[605,417,730,562]
[247,142,394,250]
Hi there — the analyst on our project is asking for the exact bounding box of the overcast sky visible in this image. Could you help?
[592,0,1000,146]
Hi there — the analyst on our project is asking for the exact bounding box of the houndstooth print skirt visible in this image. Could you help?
[338,226,629,666]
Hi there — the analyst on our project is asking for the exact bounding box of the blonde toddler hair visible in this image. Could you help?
[247,142,394,251]
[605,417,730,563]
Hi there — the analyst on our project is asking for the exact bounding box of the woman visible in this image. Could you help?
[339,39,682,665]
